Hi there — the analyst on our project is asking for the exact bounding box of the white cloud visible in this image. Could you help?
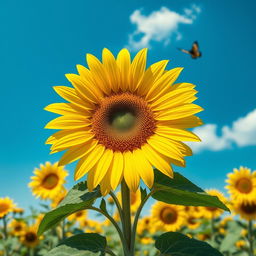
[188,109,256,153]
[127,5,200,50]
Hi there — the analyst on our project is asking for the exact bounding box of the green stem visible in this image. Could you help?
[105,247,118,256]
[248,220,254,256]
[121,180,132,255]
[130,189,155,254]
[61,219,66,240]
[88,206,129,255]
[211,217,215,243]
[109,191,124,224]
[3,216,8,239]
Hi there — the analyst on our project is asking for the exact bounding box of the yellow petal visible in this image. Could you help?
[158,116,203,129]
[133,149,154,188]
[89,149,114,190]
[65,74,99,103]
[155,104,203,121]
[155,126,200,142]
[100,168,112,196]
[171,140,193,156]
[147,134,185,164]
[50,131,94,151]
[59,140,98,166]
[74,144,105,181]
[110,151,124,190]
[53,86,93,110]
[116,48,131,91]
[76,65,104,99]
[123,151,140,192]
[129,48,147,92]
[102,48,120,92]
[146,67,183,102]
[136,60,169,96]
[141,144,173,178]
[45,115,91,130]
[44,103,80,116]
[86,54,111,95]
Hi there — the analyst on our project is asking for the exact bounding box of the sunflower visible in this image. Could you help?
[225,167,256,202]
[8,219,27,236]
[29,162,68,200]
[68,210,87,223]
[0,197,15,218]
[185,212,201,230]
[140,237,154,245]
[200,189,226,219]
[20,226,40,248]
[151,202,185,231]
[137,216,155,235]
[50,188,67,208]
[232,199,256,221]
[45,48,203,195]
[13,207,24,215]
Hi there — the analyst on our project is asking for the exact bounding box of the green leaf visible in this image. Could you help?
[155,232,223,256]
[152,170,229,211]
[38,182,101,236]
[154,170,204,192]
[99,198,107,214]
[46,233,106,256]
[140,187,147,201]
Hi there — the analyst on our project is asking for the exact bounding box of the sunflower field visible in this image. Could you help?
[1,49,255,256]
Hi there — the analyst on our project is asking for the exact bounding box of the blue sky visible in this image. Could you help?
[1,0,256,213]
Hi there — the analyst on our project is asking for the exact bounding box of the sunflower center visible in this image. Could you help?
[75,211,83,218]
[205,206,217,212]
[92,93,156,152]
[188,217,197,225]
[241,203,256,214]
[160,207,178,224]
[25,232,37,242]
[110,110,136,132]
[15,225,22,231]
[42,174,59,189]
[236,178,253,193]
[0,203,9,213]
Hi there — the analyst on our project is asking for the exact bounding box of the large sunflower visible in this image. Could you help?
[225,167,256,202]
[0,197,15,218]
[45,48,203,195]
[29,162,68,200]
[151,202,185,231]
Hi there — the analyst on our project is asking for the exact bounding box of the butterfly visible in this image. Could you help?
[178,41,202,59]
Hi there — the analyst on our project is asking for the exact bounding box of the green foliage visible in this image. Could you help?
[152,170,229,211]
[155,232,223,256]
[45,233,106,256]
[38,182,101,236]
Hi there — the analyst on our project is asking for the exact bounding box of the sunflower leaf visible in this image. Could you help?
[99,198,107,214]
[38,182,101,236]
[46,233,106,256]
[155,232,223,256]
[152,170,229,211]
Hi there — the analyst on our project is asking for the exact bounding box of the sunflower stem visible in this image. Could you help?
[61,219,66,240]
[210,217,215,243]
[109,191,125,225]
[2,216,8,240]
[248,220,254,256]
[121,180,132,256]
[130,189,155,254]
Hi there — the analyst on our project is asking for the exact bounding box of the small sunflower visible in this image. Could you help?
[50,188,67,208]
[13,207,24,215]
[68,210,87,223]
[235,240,247,249]
[45,48,203,195]
[151,202,185,232]
[29,162,68,200]
[20,226,40,248]
[140,237,154,245]
[185,212,201,230]
[8,219,27,236]
[232,199,256,221]
[137,216,155,235]
[0,197,15,218]
[225,167,256,202]
[200,189,226,219]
